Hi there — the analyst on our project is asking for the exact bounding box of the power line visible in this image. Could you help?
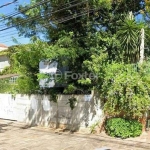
[3,0,80,17]
[0,28,17,35]
[0,1,88,32]
[0,13,87,43]
[0,37,28,44]
[0,0,53,29]
[0,27,46,40]
[0,0,87,30]
[0,0,17,8]
[0,14,98,45]
[0,30,20,38]
[0,8,96,43]
[0,0,51,20]
[0,7,97,44]
[52,9,95,25]
[0,25,97,44]
[0,0,81,21]
[0,1,96,44]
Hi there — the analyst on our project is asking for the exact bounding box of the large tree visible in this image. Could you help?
[5,0,148,93]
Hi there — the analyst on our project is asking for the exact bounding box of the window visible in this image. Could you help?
[9,76,18,83]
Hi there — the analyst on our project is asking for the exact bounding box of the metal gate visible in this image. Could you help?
[0,94,17,120]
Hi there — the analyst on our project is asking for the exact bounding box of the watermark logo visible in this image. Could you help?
[64,71,97,80]
[46,70,97,81]
[56,69,63,80]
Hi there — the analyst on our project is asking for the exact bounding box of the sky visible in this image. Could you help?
[0,0,31,47]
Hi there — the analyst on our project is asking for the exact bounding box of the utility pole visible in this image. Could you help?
[128,11,145,64]
[139,28,145,64]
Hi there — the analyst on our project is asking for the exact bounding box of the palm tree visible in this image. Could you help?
[117,12,144,63]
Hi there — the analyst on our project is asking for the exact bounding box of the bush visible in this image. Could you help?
[105,118,142,139]
[102,63,150,118]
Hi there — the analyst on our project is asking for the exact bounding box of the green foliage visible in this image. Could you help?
[0,79,17,94]
[0,79,10,93]
[37,73,50,81]
[9,40,49,94]
[83,52,108,89]
[0,50,8,56]
[116,17,145,63]
[90,121,99,134]
[44,32,79,66]
[1,0,150,118]
[84,52,150,118]
[0,66,12,75]
[78,78,91,85]
[49,89,58,103]
[0,47,16,76]
[16,76,38,94]
[105,118,142,139]
[63,84,77,94]
[12,41,48,74]
[103,62,150,118]
[67,97,77,110]
[4,0,148,94]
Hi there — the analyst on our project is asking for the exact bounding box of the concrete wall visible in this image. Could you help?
[0,93,104,131]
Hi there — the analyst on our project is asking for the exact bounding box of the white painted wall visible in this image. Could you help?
[0,55,10,72]
[0,47,7,51]
[0,93,104,131]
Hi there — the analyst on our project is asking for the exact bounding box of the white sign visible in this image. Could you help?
[39,60,58,88]
[39,60,58,74]
[84,95,92,102]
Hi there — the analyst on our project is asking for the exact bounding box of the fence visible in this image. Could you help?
[0,93,104,131]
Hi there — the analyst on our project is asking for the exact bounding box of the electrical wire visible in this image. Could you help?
[0,8,96,44]
[0,0,17,9]
[0,27,46,40]
[0,8,94,39]
[0,37,28,44]
[0,0,95,44]
[0,0,88,30]
[0,0,51,20]
[0,29,17,36]
[0,0,82,21]
[0,0,88,31]
[5,0,80,17]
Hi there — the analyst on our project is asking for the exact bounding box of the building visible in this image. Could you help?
[0,43,10,72]
[0,43,18,81]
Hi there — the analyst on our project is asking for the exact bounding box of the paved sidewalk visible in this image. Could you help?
[0,119,150,150]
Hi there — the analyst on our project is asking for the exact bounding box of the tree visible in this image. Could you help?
[4,0,148,93]
[2,0,150,123]
[9,41,49,94]
[116,13,145,63]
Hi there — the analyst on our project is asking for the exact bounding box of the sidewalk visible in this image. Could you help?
[0,119,150,150]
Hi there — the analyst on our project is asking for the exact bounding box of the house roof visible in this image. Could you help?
[0,43,8,48]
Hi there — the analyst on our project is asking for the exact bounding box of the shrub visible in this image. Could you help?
[105,118,142,139]
[102,63,150,118]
